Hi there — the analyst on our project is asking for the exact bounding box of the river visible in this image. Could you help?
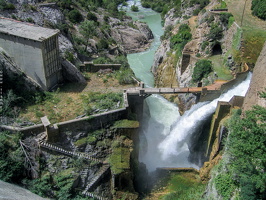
[121,0,251,172]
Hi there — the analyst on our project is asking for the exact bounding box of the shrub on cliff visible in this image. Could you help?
[226,105,266,200]
[68,9,83,23]
[170,24,192,55]
[192,59,213,82]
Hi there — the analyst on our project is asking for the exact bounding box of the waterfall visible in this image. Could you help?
[122,0,252,172]
[158,73,252,164]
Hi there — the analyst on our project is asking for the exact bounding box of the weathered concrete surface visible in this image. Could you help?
[242,42,266,112]
[0,180,49,200]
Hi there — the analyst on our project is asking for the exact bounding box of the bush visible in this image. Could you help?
[251,0,266,20]
[214,173,235,199]
[220,12,233,28]
[192,59,213,82]
[0,132,25,182]
[0,0,15,10]
[206,23,223,41]
[227,105,266,199]
[160,25,173,40]
[97,39,109,50]
[87,12,97,22]
[115,67,135,85]
[201,41,209,51]
[170,24,192,54]
[68,9,83,23]
[131,5,139,12]
[141,2,151,8]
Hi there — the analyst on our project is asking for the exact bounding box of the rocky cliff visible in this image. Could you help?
[0,180,49,200]
[152,0,241,113]
[0,0,153,58]
[242,41,266,112]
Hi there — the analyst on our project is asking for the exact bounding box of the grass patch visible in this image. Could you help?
[241,27,266,65]
[81,92,123,115]
[109,146,130,175]
[209,55,233,80]
[74,137,87,147]
[161,172,206,200]
[112,120,139,129]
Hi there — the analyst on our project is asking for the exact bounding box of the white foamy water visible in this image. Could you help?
[159,73,252,161]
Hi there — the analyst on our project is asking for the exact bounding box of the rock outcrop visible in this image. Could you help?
[0,180,49,200]
[110,20,154,53]
[61,59,86,84]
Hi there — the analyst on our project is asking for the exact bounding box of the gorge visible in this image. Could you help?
[0,0,265,199]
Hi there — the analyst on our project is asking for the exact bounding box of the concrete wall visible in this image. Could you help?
[0,32,47,89]
[199,71,249,102]
[0,32,62,90]
[80,63,122,73]
[0,108,128,140]
[205,95,245,158]
[56,108,128,135]
[0,124,45,137]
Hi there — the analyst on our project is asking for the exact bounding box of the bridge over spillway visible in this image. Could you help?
[125,80,228,98]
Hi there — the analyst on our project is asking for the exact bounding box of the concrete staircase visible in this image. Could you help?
[39,141,111,199]
[39,141,103,163]
[82,191,109,200]
[82,165,110,194]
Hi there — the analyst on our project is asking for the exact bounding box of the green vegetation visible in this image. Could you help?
[160,25,173,40]
[141,0,209,18]
[92,55,135,84]
[206,23,223,42]
[115,67,135,84]
[131,5,139,12]
[109,137,130,175]
[162,173,205,200]
[170,24,192,55]
[0,132,25,182]
[112,120,139,129]
[86,11,97,21]
[81,92,123,115]
[0,0,15,10]
[141,0,182,17]
[241,28,266,64]
[251,0,266,20]
[214,172,236,199]
[219,12,234,28]
[211,98,266,200]
[192,59,213,82]
[74,129,104,147]
[215,0,227,9]
[68,9,83,23]
[208,55,233,80]
[151,172,205,200]
[226,106,266,200]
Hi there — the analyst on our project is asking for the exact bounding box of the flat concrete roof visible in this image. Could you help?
[0,17,59,42]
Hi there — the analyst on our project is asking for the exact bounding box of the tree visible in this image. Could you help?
[206,23,223,41]
[252,0,266,20]
[79,20,97,51]
[68,9,83,23]
[227,105,266,199]
[170,24,192,53]
[0,132,25,182]
[192,59,213,82]
[131,5,139,12]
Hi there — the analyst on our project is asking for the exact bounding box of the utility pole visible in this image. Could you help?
[241,0,248,26]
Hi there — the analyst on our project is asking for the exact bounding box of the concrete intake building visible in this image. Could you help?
[0,17,62,90]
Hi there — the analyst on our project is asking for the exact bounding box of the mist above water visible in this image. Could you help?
[123,0,252,172]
